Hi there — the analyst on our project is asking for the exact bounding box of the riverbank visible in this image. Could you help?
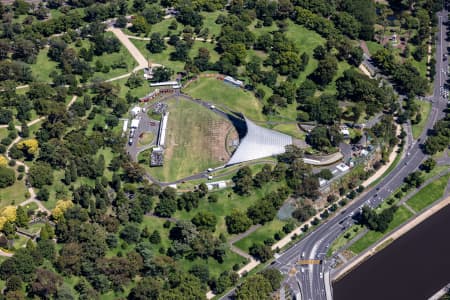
[332,195,450,281]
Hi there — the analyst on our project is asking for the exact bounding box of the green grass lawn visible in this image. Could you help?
[365,41,384,56]
[412,100,431,139]
[234,219,286,252]
[407,174,450,212]
[30,48,58,83]
[322,61,352,95]
[201,11,224,37]
[113,71,157,99]
[180,249,247,278]
[138,132,155,146]
[0,178,27,208]
[183,77,266,122]
[131,39,220,73]
[349,205,414,254]
[284,21,325,83]
[91,42,136,81]
[270,123,306,139]
[0,128,7,140]
[148,97,229,182]
[329,225,365,255]
[174,180,285,238]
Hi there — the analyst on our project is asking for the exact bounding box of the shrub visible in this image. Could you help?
[0,167,15,188]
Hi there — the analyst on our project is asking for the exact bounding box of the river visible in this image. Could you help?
[334,204,450,300]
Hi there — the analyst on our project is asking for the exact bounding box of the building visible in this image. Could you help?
[206,180,228,190]
[131,106,141,116]
[227,117,293,165]
[336,163,350,172]
[157,112,169,147]
[223,76,244,87]
[150,147,164,166]
[131,119,140,129]
[150,81,180,89]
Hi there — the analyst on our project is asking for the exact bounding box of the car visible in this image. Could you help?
[128,138,133,145]
[301,267,305,273]
[210,105,216,109]
[319,272,323,279]
[301,252,305,258]
[208,175,213,180]
[207,168,213,172]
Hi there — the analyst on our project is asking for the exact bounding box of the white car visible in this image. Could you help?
[319,272,323,279]
[208,175,213,180]
[207,168,213,172]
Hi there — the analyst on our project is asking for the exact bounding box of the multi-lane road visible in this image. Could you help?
[270,8,449,300]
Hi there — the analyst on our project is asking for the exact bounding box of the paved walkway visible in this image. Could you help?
[107,27,163,71]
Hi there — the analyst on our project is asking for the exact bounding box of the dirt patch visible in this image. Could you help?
[208,119,238,162]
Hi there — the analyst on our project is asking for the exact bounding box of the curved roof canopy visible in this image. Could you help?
[227,117,293,165]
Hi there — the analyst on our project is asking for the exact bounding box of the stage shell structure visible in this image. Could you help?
[227,117,293,166]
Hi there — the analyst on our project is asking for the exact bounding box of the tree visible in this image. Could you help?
[16,139,39,159]
[147,33,166,53]
[249,243,273,262]
[309,55,338,87]
[236,274,272,300]
[15,206,28,228]
[0,167,15,188]
[29,162,54,188]
[131,16,151,34]
[420,158,436,173]
[151,66,174,82]
[120,224,141,244]
[260,269,283,291]
[225,209,252,234]
[232,167,253,195]
[37,188,50,201]
[292,204,316,222]
[189,264,210,282]
[191,211,217,231]
[52,200,73,222]
[149,230,161,244]
[29,268,63,299]
[127,277,163,300]
[0,109,13,124]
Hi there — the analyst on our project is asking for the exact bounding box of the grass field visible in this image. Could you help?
[183,77,266,122]
[201,11,224,37]
[0,177,27,208]
[138,132,155,146]
[407,174,450,212]
[412,100,431,139]
[329,225,365,255]
[234,219,286,252]
[174,180,285,238]
[91,41,136,81]
[131,39,220,73]
[148,97,228,181]
[0,128,7,140]
[365,41,384,56]
[284,21,325,83]
[271,123,306,139]
[349,205,414,254]
[113,71,157,99]
[30,48,58,83]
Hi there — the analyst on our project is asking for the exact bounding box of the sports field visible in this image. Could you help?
[149,97,237,182]
[183,77,266,122]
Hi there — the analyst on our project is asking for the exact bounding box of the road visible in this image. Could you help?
[266,8,449,300]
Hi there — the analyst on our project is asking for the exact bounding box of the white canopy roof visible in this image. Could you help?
[227,117,293,165]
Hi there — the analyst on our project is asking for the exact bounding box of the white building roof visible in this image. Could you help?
[224,76,243,86]
[227,117,293,165]
[150,81,179,87]
[131,119,140,128]
[336,163,350,172]
[131,106,141,115]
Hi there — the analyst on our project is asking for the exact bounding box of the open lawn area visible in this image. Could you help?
[349,205,413,254]
[201,11,224,37]
[234,219,286,252]
[148,97,232,182]
[412,100,431,139]
[284,21,325,83]
[91,41,136,81]
[407,174,450,212]
[174,181,286,238]
[0,128,7,140]
[183,77,266,122]
[365,41,384,56]
[113,71,157,99]
[322,61,352,95]
[329,225,365,255]
[138,132,155,146]
[30,48,58,83]
[271,123,306,139]
[0,178,27,208]
[131,39,220,74]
